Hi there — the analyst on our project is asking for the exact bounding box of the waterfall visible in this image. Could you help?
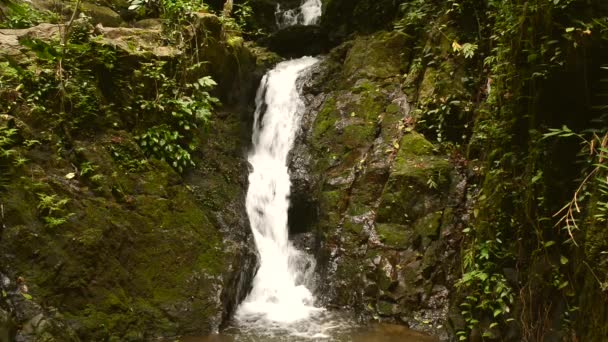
[236,57,322,328]
[232,0,328,337]
[276,0,323,29]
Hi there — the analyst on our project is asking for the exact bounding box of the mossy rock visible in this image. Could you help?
[376,133,451,225]
[0,133,229,339]
[81,3,124,27]
[413,210,443,240]
[342,31,412,82]
[377,223,414,248]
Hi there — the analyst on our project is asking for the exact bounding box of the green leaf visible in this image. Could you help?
[531,170,543,184]
[560,255,569,265]
[197,76,217,89]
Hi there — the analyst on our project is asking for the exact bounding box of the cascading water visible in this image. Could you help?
[276,0,323,28]
[236,57,321,326]
[233,1,335,338]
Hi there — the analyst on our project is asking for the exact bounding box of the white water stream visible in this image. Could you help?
[235,57,337,338]
[233,1,348,338]
[237,56,320,322]
[276,0,323,28]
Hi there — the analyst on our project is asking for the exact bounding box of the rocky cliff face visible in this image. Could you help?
[0,13,276,341]
[302,1,608,340]
[288,31,468,339]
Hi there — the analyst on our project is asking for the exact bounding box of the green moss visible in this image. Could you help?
[412,211,443,239]
[352,80,376,94]
[376,133,450,225]
[396,132,436,157]
[386,103,400,114]
[392,153,449,181]
[343,219,364,234]
[343,31,412,81]
[0,134,228,339]
[377,223,414,248]
[342,124,376,149]
[312,98,338,147]
[320,190,344,213]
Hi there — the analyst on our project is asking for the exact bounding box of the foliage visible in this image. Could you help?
[109,144,148,173]
[417,94,474,144]
[394,0,432,35]
[220,1,264,38]
[37,193,74,228]
[422,0,608,339]
[3,34,117,134]
[128,0,209,31]
[0,126,18,162]
[136,125,194,172]
[543,126,608,278]
[0,124,29,185]
[0,0,59,29]
[132,60,219,172]
[452,41,478,59]
[79,161,97,177]
[3,8,218,175]
[457,230,515,339]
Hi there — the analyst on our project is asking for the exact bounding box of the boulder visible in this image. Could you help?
[80,3,124,27]
[266,24,328,57]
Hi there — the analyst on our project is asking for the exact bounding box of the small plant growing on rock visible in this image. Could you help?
[37,193,74,228]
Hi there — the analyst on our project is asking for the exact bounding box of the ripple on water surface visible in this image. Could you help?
[181,312,437,342]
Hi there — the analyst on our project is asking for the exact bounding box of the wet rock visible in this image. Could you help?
[378,300,401,316]
[266,24,328,57]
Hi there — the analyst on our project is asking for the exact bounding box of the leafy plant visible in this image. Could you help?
[542,127,608,245]
[0,126,18,160]
[452,41,478,59]
[37,193,74,228]
[128,0,209,25]
[132,60,218,172]
[136,125,193,172]
[394,0,432,34]
[0,1,59,29]
[457,233,515,339]
[79,161,97,177]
